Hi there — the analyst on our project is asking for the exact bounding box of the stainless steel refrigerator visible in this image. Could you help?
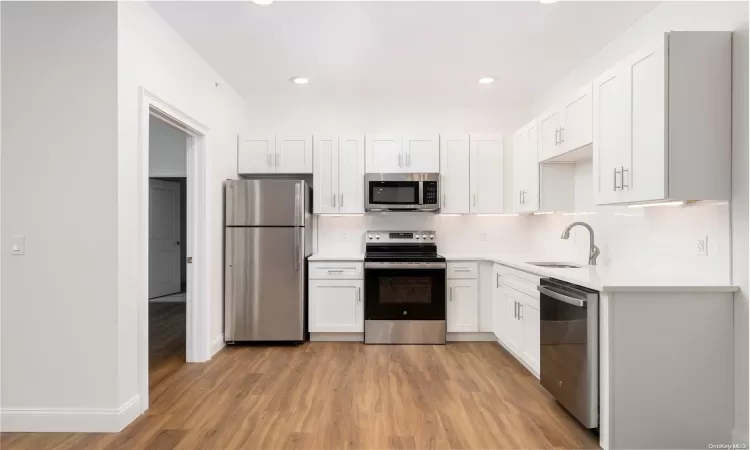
[224,179,312,342]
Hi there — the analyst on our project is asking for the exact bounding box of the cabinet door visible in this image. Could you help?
[521,301,540,375]
[308,279,363,333]
[521,120,540,213]
[313,136,339,214]
[469,134,504,214]
[338,135,365,214]
[404,135,439,172]
[503,290,525,355]
[440,134,471,214]
[538,107,563,161]
[275,135,313,174]
[366,135,403,173]
[447,279,479,332]
[512,129,527,213]
[593,62,631,205]
[625,44,667,203]
[238,134,275,174]
[562,82,593,153]
[492,265,504,341]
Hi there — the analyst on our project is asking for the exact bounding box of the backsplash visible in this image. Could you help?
[315,159,732,284]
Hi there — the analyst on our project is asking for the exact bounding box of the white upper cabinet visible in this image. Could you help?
[337,135,365,213]
[366,135,403,173]
[561,82,593,153]
[313,135,365,214]
[593,31,731,205]
[469,134,504,214]
[238,134,276,174]
[276,135,313,173]
[538,107,563,162]
[403,135,440,172]
[313,136,339,214]
[513,120,540,213]
[439,134,471,214]
[238,134,313,174]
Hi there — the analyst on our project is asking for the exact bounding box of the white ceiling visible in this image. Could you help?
[150,1,658,111]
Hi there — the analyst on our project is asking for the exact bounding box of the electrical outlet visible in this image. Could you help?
[696,236,708,256]
[340,232,348,242]
[480,233,488,242]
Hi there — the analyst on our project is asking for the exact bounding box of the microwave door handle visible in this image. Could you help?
[419,182,424,205]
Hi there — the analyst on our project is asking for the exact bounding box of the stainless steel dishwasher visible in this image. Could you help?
[537,278,599,429]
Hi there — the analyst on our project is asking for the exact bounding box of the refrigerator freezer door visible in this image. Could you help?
[225,179,309,227]
[225,227,305,341]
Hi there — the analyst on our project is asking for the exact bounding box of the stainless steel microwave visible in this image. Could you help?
[364,173,440,212]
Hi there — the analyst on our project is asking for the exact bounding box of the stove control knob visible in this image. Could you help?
[429,234,435,240]
[421,234,428,240]
[375,233,380,240]
[367,234,373,240]
[415,235,421,240]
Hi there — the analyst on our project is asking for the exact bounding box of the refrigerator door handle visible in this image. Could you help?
[294,182,301,226]
[293,229,300,272]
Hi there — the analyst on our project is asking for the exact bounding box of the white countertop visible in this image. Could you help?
[441,253,739,293]
[308,253,365,261]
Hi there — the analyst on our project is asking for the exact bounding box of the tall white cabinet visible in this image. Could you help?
[313,135,365,214]
[439,134,471,214]
[469,134,504,214]
[593,31,731,205]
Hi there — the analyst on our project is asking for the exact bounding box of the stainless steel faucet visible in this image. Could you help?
[561,222,600,265]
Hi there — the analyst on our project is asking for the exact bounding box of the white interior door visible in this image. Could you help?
[313,136,339,213]
[149,179,181,299]
[440,134,470,214]
[238,134,275,174]
[338,135,365,213]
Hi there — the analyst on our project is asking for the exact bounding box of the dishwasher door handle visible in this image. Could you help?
[537,285,586,307]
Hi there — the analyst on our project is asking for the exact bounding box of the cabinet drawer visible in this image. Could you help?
[500,267,540,299]
[309,262,363,279]
[447,262,479,279]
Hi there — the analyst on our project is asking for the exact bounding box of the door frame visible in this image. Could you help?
[138,88,210,413]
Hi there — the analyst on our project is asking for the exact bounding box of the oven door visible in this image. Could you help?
[364,263,446,320]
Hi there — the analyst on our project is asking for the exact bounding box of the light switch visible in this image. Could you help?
[11,235,25,255]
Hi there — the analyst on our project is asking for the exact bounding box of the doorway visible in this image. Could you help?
[138,89,210,413]
[148,115,189,388]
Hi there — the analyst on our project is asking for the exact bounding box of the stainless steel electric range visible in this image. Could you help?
[363,230,446,344]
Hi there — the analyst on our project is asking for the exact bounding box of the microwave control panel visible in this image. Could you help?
[423,181,438,205]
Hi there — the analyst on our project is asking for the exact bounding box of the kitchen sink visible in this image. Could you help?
[526,262,583,269]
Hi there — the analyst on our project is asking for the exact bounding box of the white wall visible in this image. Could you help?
[524,1,748,440]
[149,116,187,177]
[117,2,253,407]
[731,23,749,445]
[1,0,119,413]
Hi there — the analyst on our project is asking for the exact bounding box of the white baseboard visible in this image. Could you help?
[0,395,141,432]
[210,333,225,356]
[310,332,364,342]
[733,428,749,446]
[447,332,497,342]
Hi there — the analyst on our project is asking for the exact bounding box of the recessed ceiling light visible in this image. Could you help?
[540,0,559,4]
[478,77,495,84]
[291,77,309,85]
[252,0,274,5]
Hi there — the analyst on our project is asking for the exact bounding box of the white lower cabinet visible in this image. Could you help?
[447,278,479,332]
[308,279,364,333]
[520,300,540,374]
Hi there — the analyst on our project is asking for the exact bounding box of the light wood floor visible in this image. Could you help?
[2,340,598,449]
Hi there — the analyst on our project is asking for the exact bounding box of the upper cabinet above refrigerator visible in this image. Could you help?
[238,134,313,175]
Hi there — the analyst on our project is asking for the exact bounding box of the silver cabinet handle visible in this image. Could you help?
[473,193,477,207]
[622,166,629,189]
[514,300,517,319]
[555,127,560,145]
[518,304,523,320]
[559,127,565,143]
[327,269,344,273]
[406,151,411,167]
[340,193,344,207]
[357,287,361,303]
[398,152,402,167]
[275,152,280,167]
[519,190,522,206]
[496,273,501,288]
[614,168,621,191]
[267,152,272,167]
[332,193,336,207]
[443,193,446,207]
[449,287,453,301]
[522,190,526,205]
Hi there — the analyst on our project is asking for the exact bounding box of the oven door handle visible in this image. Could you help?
[537,285,586,307]
[365,262,447,269]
